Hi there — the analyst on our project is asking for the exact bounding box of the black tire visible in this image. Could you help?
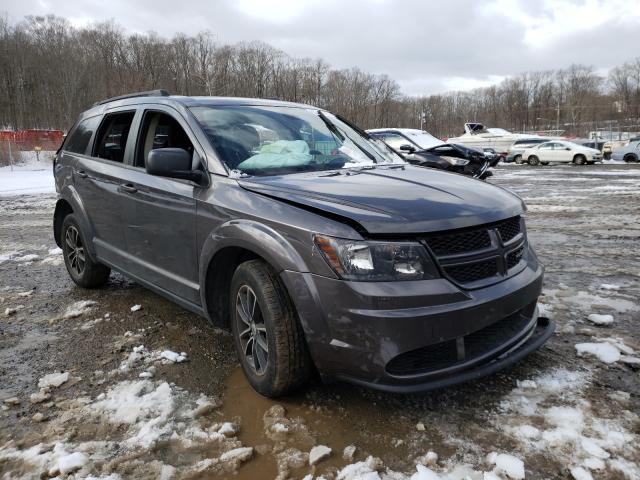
[573,154,586,165]
[624,154,638,163]
[528,155,540,166]
[541,161,549,165]
[514,155,523,164]
[230,259,311,397]
[61,214,110,288]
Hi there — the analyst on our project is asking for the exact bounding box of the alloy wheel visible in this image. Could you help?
[235,284,269,375]
[65,225,85,276]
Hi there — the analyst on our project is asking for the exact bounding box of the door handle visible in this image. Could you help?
[121,184,138,194]
[76,170,88,178]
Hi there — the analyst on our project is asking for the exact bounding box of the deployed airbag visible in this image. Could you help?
[237,140,312,170]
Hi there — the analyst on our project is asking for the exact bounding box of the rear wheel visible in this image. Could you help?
[573,154,586,165]
[61,214,110,288]
[230,259,311,397]
[624,154,638,163]
[528,155,540,166]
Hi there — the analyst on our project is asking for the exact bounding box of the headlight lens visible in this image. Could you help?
[314,235,439,281]
[440,156,469,166]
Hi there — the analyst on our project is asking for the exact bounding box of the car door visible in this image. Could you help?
[537,142,554,162]
[71,108,139,269]
[553,142,572,162]
[117,106,205,305]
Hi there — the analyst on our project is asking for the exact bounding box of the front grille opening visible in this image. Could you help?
[425,229,491,256]
[497,217,521,243]
[507,246,525,270]
[386,338,458,376]
[444,258,498,283]
[385,304,535,376]
[422,216,524,286]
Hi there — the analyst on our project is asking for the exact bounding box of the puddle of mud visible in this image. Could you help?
[220,368,454,479]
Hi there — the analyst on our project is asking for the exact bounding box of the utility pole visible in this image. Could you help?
[8,140,13,171]
[556,98,560,135]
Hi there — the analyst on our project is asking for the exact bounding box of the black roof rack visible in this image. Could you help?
[93,89,170,106]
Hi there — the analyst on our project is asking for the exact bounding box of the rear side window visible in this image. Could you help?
[93,112,136,163]
[64,116,101,154]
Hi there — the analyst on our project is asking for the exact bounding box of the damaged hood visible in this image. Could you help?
[238,166,524,234]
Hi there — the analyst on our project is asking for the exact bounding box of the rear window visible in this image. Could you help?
[63,116,101,154]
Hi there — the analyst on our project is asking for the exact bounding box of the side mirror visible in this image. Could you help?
[146,148,203,183]
[565,147,571,151]
[399,144,416,153]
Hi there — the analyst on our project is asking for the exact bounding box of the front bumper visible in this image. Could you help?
[281,252,551,393]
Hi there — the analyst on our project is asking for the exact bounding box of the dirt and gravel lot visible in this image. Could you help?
[0,163,639,479]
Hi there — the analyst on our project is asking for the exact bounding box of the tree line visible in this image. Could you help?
[1,14,639,139]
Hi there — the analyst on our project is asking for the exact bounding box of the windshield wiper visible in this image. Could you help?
[317,110,345,142]
[317,110,377,163]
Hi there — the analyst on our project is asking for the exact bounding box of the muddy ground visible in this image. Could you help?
[0,164,639,479]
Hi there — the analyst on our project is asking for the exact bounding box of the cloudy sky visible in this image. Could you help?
[3,0,640,95]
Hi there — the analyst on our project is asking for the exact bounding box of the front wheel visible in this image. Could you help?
[514,155,523,164]
[573,154,586,165]
[230,259,312,397]
[61,214,111,288]
[528,155,540,166]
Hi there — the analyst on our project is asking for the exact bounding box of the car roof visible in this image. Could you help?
[79,93,318,119]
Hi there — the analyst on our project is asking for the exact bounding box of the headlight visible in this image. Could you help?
[440,156,469,166]
[314,235,439,281]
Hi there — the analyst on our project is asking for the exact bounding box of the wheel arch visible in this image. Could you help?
[53,187,97,259]
[53,199,74,247]
[199,220,309,328]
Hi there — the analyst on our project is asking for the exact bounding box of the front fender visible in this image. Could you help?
[198,219,313,313]
[201,219,309,276]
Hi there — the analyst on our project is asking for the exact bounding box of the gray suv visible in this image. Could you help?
[53,90,554,397]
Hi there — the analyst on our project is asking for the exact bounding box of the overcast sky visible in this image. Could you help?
[3,0,640,95]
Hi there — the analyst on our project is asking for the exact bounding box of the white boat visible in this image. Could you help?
[447,123,554,152]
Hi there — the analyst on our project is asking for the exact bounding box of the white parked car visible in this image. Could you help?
[522,140,602,166]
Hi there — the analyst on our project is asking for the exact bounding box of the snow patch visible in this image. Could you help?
[63,300,97,319]
[575,342,621,363]
[38,371,69,389]
[586,313,614,325]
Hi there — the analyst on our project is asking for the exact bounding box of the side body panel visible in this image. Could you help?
[118,104,206,304]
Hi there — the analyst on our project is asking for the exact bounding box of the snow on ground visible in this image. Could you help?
[0,377,252,478]
[62,300,97,319]
[495,368,638,478]
[0,151,56,196]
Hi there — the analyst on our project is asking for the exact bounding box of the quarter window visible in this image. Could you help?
[64,116,101,155]
[94,112,136,163]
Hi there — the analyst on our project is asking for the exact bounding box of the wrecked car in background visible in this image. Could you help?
[53,91,554,397]
[367,128,496,179]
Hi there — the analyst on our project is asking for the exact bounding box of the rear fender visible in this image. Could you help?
[55,186,98,261]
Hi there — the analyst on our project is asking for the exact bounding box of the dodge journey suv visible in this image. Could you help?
[53,90,554,397]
